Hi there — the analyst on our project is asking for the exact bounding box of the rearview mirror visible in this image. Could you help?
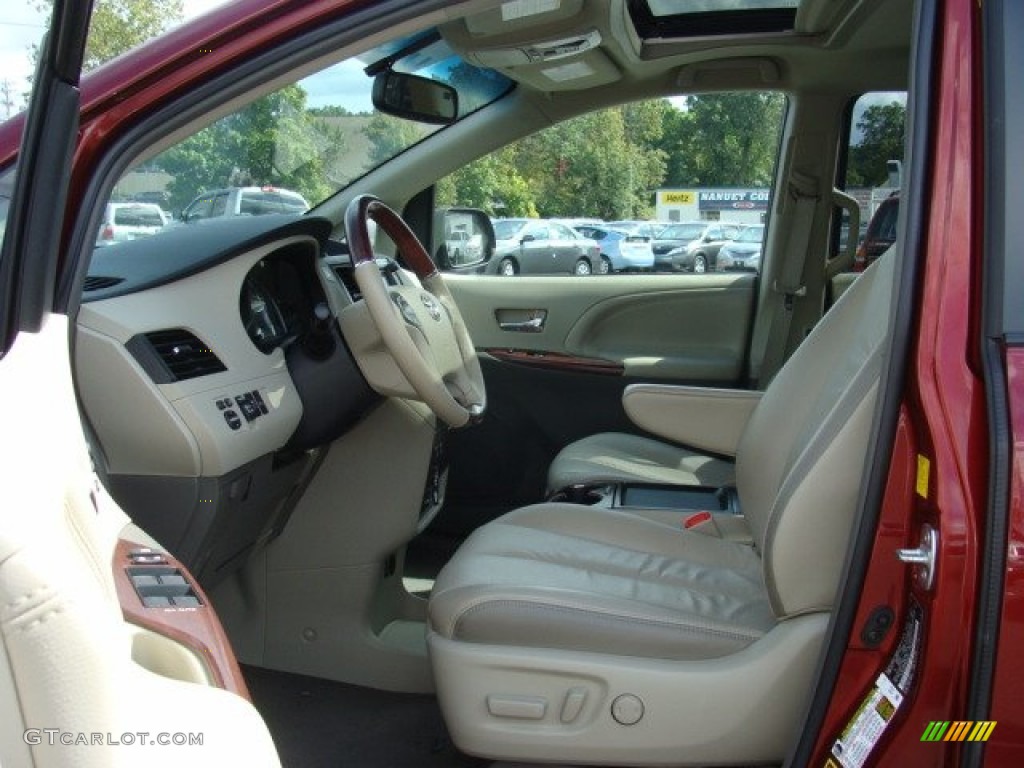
[372,71,458,125]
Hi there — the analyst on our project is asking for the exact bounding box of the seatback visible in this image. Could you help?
[0,316,280,767]
[735,248,896,618]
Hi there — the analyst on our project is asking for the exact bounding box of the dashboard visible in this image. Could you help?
[76,214,384,583]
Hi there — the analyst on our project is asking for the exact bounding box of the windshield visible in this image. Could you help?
[736,225,764,243]
[103,30,512,233]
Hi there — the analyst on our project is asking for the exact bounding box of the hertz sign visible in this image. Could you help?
[660,191,695,204]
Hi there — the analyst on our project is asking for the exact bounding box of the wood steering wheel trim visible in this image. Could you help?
[345,194,437,279]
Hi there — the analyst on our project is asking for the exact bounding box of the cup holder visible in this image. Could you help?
[548,484,614,506]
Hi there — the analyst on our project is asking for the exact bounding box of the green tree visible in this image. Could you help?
[847,101,905,186]
[157,85,339,211]
[33,0,183,72]
[515,107,666,219]
[363,113,429,165]
[436,146,537,217]
[659,92,785,188]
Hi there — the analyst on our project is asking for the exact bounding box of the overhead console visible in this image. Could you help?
[440,0,623,91]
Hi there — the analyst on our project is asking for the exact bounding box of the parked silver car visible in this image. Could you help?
[717,224,765,273]
[489,218,600,276]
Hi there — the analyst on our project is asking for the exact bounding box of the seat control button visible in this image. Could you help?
[560,687,587,723]
[611,694,644,726]
[486,694,547,720]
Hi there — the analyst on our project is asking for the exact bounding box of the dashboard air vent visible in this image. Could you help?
[131,329,227,383]
[83,275,124,291]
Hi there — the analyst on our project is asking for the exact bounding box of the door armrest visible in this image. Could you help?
[622,384,762,457]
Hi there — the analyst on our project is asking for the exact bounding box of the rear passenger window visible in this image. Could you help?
[828,92,906,303]
[833,92,906,262]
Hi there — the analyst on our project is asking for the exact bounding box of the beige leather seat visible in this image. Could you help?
[547,431,735,493]
[0,317,280,768]
[428,249,896,765]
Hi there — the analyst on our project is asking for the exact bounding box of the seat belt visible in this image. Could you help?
[750,170,820,387]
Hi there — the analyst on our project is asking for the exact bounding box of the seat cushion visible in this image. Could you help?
[547,432,735,492]
[429,503,775,661]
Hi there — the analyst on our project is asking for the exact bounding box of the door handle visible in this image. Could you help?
[496,309,547,332]
[500,317,544,332]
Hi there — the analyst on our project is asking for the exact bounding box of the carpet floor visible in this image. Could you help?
[244,665,488,768]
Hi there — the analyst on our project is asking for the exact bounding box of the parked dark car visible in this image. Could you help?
[661,221,742,273]
[855,194,899,271]
[651,221,741,271]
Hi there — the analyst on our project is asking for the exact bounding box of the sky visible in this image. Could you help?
[0,1,232,116]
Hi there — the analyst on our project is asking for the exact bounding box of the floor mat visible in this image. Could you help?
[244,665,488,768]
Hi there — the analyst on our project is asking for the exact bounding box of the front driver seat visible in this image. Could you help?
[427,248,896,765]
[0,317,279,768]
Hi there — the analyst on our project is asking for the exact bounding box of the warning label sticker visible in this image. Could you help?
[829,601,923,768]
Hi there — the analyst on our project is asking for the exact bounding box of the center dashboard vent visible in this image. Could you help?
[127,329,227,384]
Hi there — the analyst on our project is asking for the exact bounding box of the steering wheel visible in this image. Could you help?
[343,194,486,428]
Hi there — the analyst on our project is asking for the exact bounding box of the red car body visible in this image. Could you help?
[0,0,1021,765]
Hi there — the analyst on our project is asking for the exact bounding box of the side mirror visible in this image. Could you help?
[432,208,494,272]
[372,71,458,125]
[520,234,536,244]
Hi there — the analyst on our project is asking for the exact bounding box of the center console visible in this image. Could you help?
[548,481,740,515]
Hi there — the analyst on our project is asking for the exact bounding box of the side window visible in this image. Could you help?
[210,192,229,217]
[526,224,550,241]
[434,92,786,276]
[185,195,214,221]
[550,223,575,240]
[833,91,906,283]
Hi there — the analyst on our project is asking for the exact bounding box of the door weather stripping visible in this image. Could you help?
[896,524,938,591]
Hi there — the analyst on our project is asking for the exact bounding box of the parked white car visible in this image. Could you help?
[95,201,168,247]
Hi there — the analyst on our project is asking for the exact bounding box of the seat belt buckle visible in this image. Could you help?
[683,511,713,530]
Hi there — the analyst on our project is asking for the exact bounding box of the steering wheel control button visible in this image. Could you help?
[420,293,442,321]
[611,694,644,725]
[560,687,588,723]
[487,694,548,720]
[224,410,242,430]
[391,292,421,327]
